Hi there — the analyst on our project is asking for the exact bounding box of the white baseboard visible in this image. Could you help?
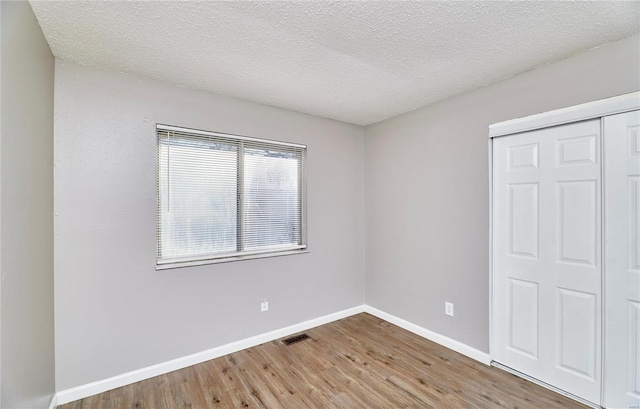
[54,305,366,406]
[53,304,489,406]
[48,394,58,409]
[364,305,491,365]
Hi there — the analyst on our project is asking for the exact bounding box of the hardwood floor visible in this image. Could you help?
[58,313,587,409]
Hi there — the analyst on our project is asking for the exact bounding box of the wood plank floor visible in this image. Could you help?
[58,313,587,409]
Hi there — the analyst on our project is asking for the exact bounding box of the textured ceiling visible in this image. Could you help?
[30,1,640,126]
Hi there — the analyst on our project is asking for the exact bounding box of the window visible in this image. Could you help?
[156,124,307,268]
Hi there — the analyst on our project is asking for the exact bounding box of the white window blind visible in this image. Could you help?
[157,124,306,267]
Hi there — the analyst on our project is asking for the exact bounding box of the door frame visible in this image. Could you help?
[488,91,640,407]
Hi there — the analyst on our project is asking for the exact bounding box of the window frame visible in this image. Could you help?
[156,124,308,270]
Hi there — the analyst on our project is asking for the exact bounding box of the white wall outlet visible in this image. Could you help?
[445,302,454,317]
[260,299,269,312]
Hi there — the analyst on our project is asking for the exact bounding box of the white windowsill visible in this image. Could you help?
[156,248,310,270]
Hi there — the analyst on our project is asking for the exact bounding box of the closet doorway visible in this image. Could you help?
[490,92,640,408]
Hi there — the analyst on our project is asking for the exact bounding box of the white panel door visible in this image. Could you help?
[493,120,602,405]
[603,110,640,409]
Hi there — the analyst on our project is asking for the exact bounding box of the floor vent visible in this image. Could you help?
[282,333,311,346]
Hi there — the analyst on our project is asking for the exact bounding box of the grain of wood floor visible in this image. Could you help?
[58,313,587,409]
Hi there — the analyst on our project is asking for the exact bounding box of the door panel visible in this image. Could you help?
[493,119,602,405]
[509,278,539,358]
[509,143,539,169]
[557,135,597,166]
[557,288,596,380]
[557,180,597,265]
[603,110,640,408]
[630,301,640,398]
[509,183,539,258]
[630,176,640,272]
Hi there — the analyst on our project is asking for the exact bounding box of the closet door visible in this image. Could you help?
[493,120,602,405]
[603,110,640,408]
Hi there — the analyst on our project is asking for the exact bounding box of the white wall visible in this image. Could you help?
[364,33,640,353]
[54,61,365,390]
[1,2,55,408]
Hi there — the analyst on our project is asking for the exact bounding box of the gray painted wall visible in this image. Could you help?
[53,61,365,390]
[1,2,55,408]
[49,22,640,394]
[364,33,640,353]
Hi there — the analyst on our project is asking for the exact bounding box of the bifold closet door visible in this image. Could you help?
[603,110,640,408]
[493,119,602,405]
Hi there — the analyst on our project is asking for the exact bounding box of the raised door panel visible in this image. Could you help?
[509,143,539,170]
[557,135,597,166]
[557,180,597,266]
[509,279,539,358]
[629,125,640,157]
[556,288,597,380]
[629,302,640,401]
[509,184,539,258]
[630,177,640,272]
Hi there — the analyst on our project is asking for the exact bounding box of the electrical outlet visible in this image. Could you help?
[261,299,269,312]
[445,302,454,317]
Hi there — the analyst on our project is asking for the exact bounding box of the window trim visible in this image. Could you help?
[156,248,310,270]
[157,124,307,149]
[156,124,308,269]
